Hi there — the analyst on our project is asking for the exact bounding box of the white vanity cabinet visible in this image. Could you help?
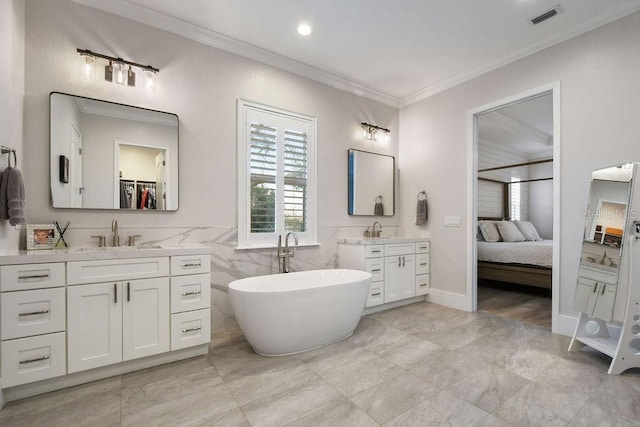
[0,263,67,388]
[338,239,430,309]
[0,246,212,403]
[67,275,170,373]
[169,255,211,351]
[573,267,617,322]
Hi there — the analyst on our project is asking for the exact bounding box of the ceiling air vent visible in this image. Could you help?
[530,5,563,25]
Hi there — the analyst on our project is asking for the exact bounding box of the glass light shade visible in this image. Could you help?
[113,61,127,85]
[79,53,96,80]
[144,69,158,90]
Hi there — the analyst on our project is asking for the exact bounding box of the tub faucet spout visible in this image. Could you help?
[277,232,298,273]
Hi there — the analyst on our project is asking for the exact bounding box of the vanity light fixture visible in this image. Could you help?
[361,122,390,142]
[77,48,159,89]
[79,51,96,79]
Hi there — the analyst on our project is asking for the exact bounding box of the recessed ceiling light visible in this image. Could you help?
[297,23,312,36]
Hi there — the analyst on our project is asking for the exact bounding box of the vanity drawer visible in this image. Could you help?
[1,288,66,340]
[416,274,430,296]
[416,241,430,254]
[171,255,211,276]
[171,273,211,314]
[366,282,384,307]
[365,258,384,282]
[416,254,430,275]
[1,332,66,388]
[1,263,65,291]
[384,243,415,257]
[365,245,384,258]
[67,257,169,285]
[171,309,211,350]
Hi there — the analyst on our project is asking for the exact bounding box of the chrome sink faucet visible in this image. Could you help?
[111,219,120,247]
[277,232,298,273]
[372,221,382,238]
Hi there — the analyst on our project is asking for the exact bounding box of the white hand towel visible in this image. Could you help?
[0,166,26,225]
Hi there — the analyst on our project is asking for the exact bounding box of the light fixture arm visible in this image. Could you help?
[77,48,159,73]
[360,122,390,134]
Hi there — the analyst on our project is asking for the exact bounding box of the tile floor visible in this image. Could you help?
[477,280,552,329]
[1,302,639,426]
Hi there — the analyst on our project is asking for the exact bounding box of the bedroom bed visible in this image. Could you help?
[477,240,552,289]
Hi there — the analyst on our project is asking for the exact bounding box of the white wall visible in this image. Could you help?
[0,0,24,251]
[399,11,640,320]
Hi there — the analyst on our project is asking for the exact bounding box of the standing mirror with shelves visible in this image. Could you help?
[569,162,640,374]
[50,92,179,211]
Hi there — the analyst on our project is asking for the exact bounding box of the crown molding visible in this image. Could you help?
[73,0,640,111]
[399,3,640,108]
[71,0,400,108]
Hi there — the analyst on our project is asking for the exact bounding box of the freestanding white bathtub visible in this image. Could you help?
[228,269,371,356]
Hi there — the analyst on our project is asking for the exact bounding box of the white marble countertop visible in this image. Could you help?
[338,237,429,245]
[0,243,211,265]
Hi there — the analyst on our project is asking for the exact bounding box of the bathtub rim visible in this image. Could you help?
[228,268,372,293]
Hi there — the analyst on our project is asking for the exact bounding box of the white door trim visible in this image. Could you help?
[466,81,562,334]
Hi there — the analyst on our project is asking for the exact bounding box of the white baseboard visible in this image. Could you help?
[363,296,426,315]
[426,289,471,311]
[554,313,578,337]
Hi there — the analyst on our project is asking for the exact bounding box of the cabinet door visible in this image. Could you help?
[592,283,617,322]
[384,256,403,302]
[384,255,416,303]
[122,277,170,361]
[399,255,416,299]
[574,277,598,313]
[67,282,123,373]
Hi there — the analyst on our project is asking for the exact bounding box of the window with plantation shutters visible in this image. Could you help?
[237,100,317,248]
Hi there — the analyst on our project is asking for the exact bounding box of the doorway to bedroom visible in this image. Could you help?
[470,86,559,330]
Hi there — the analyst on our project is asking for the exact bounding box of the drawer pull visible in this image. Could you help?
[371,249,381,253]
[18,310,50,317]
[19,355,50,365]
[182,262,202,268]
[114,283,118,304]
[593,284,598,293]
[371,292,381,297]
[419,246,427,250]
[371,268,381,273]
[419,284,427,288]
[420,263,428,266]
[18,274,50,280]
[601,285,606,295]
[182,327,202,333]
[182,291,202,296]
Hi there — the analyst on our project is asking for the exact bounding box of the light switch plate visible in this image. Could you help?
[444,216,461,227]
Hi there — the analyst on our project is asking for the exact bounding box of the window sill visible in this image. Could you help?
[235,242,321,251]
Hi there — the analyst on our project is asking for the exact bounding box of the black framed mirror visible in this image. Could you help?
[50,92,179,211]
[348,149,395,216]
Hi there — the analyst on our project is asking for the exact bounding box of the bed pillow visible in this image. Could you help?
[513,220,543,241]
[496,221,526,242]
[478,221,501,242]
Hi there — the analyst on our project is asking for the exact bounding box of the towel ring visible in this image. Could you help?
[375,195,383,203]
[1,146,17,168]
[417,191,427,201]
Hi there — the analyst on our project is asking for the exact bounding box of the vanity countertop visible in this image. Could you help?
[0,243,211,265]
[338,237,429,245]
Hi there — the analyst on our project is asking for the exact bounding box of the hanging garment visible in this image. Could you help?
[140,188,149,210]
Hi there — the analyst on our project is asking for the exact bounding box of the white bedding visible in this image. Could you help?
[477,240,553,268]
